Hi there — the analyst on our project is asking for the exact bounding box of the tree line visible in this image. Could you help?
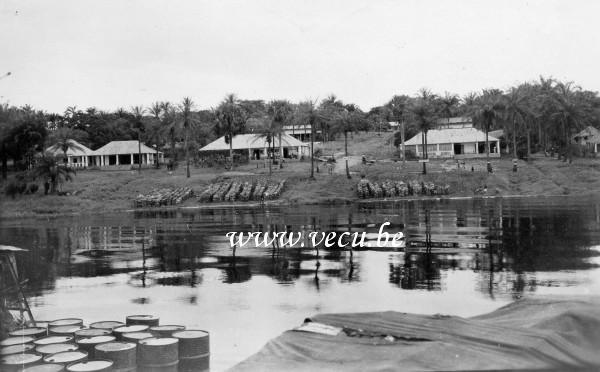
[1,76,599,181]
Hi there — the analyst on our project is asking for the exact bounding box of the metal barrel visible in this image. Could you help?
[112,325,149,340]
[137,337,179,372]
[1,353,43,372]
[8,327,48,339]
[89,321,124,331]
[172,330,210,372]
[1,335,35,346]
[74,328,111,338]
[34,336,75,346]
[125,315,160,327]
[36,343,79,356]
[43,350,88,365]
[66,359,114,372]
[149,325,185,338]
[76,335,116,358]
[34,321,51,330]
[121,331,154,343]
[23,363,66,372]
[94,341,137,372]
[49,325,86,337]
[1,343,36,356]
[49,319,84,328]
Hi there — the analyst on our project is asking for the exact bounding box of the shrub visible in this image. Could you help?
[25,183,39,194]
[5,180,25,199]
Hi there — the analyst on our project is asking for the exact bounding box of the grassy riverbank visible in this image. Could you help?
[3,133,600,219]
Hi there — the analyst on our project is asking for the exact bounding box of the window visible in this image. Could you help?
[427,144,437,152]
[439,144,452,151]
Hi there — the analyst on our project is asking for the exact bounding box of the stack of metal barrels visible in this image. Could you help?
[0,315,210,372]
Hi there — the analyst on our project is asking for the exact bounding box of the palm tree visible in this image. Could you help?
[297,100,324,180]
[33,155,76,194]
[438,92,460,124]
[470,90,505,170]
[503,86,528,158]
[266,100,293,169]
[215,94,246,168]
[178,97,197,178]
[409,92,437,175]
[130,106,145,172]
[551,81,592,161]
[48,127,86,165]
[160,102,178,168]
[147,102,163,169]
[333,104,362,179]
[385,95,410,163]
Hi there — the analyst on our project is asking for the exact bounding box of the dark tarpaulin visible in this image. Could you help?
[229,296,600,371]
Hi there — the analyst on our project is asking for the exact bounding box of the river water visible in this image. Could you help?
[2,197,600,371]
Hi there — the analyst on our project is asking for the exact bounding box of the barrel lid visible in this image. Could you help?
[94,341,136,352]
[113,325,149,333]
[9,327,47,337]
[150,325,185,332]
[43,350,88,363]
[66,360,113,371]
[0,335,35,346]
[74,329,111,338]
[139,337,178,346]
[1,343,35,355]
[23,363,66,372]
[172,330,209,338]
[49,319,83,327]
[50,325,85,334]
[37,343,79,355]
[1,352,42,365]
[126,315,158,321]
[77,336,115,344]
[122,332,153,340]
[89,321,124,330]
[34,336,74,345]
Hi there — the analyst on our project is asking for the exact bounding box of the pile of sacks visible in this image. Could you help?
[198,179,286,203]
[134,187,194,207]
[357,179,450,199]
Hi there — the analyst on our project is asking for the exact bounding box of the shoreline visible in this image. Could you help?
[1,191,594,221]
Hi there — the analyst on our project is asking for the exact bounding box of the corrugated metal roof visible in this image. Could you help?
[200,133,308,152]
[46,140,93,156]
[92,140,161,155]
[405,127,499,146]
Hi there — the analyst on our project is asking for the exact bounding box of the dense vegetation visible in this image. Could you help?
[1,76,599,182]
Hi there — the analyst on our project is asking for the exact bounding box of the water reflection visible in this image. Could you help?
[1,199,598,302]
[3,198,600,370]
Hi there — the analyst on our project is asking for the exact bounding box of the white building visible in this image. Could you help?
[90,140,164,166]
[404,117,500,159]
[199,133,309,160]
[45,140,93,168]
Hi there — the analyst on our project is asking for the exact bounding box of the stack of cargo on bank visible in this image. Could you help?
[0,315,210,372]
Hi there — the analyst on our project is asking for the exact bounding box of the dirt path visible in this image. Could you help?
[334,155,362,174]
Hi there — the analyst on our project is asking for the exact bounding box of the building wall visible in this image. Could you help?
[406,141,500,159]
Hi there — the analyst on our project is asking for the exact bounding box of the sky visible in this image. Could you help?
[1,0,599,113]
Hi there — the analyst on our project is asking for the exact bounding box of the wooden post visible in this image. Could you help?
[401,121,405,164]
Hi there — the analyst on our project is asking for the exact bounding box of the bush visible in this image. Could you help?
[25,183,39,194]
[405,150,418,161]
[4,180,26,199]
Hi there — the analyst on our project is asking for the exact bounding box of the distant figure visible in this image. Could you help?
[327,162,333,174]
[362,155,367,164]
[44,180,50,195]
[471,166,474,172]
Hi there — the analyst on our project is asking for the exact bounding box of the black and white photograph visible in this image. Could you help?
[1,1,600,371]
